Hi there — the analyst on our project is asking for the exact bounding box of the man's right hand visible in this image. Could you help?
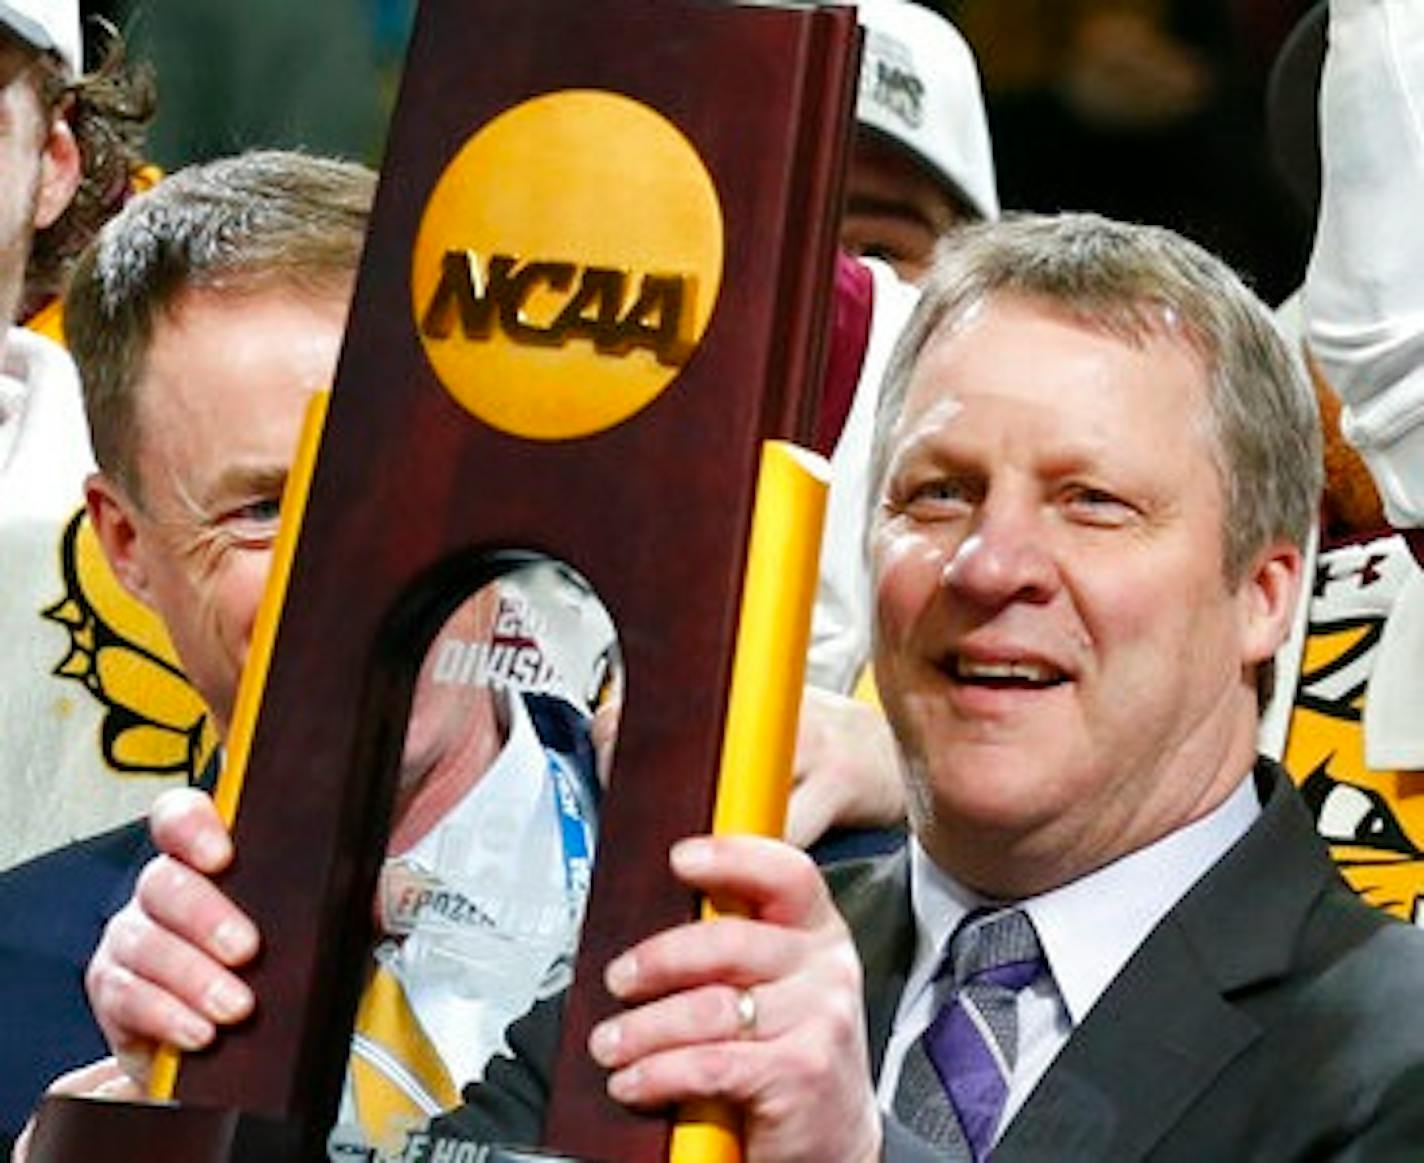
[86,788,260,1088]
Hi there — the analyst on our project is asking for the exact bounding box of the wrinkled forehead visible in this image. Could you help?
[130,282,348,476]
[931,288,1208,362]
[890,292,1218,458]
[937,288,1202,382]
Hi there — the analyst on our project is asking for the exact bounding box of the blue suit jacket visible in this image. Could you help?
[0,819,152,1148]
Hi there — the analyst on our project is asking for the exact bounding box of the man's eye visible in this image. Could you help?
[917,480,965,501]
[1062,485,1134,525]
[892,477,975,518]
[233,498,282,525]
[221,498,283,543]
[855,240,909,265]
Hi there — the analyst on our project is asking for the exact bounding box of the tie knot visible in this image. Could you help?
[943,907,1042,992]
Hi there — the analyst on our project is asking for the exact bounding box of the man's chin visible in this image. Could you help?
[910,744,1067,829]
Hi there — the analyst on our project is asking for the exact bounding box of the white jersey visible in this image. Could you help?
[0,328,192,868]
[334,693,597,1157]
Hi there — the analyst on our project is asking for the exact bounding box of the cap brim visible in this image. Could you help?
[0,4,56,57]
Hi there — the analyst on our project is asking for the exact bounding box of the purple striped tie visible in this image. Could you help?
[893,908,1044,1160]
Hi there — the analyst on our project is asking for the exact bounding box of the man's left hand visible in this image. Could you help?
[587,834,881,1163]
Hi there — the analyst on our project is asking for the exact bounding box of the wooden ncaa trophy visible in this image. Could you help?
[30,0,859,1160]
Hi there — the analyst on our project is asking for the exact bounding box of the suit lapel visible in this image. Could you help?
[1000,918,1258,1159]
[1000,761,1338,1160]
[827,850,915,1072]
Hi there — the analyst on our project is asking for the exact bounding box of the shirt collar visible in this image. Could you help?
[906,772,1261,1025]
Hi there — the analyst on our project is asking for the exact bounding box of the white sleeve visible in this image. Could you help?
[807,260,920,693]
[1304,0,1424,528]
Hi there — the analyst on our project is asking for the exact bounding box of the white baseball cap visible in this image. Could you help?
[854,0,998,220]
[0,0,81,75]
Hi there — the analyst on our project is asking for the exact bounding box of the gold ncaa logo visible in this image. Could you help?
[411,90,724,441]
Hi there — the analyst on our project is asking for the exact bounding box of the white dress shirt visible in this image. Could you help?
[877,773,1261,1142]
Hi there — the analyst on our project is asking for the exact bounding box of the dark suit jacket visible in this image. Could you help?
[446,760,1424,1160]
[0,819,152,1152]
[0,750,228,1152]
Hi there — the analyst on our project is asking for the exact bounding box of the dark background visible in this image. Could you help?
[81,0,1318,305]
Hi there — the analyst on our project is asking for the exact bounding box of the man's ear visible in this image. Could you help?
[1239,539,1305,667]
[32,112,80,231]
[86,472,152,606]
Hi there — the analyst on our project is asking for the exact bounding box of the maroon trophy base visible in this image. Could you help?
[27,1094,303,1163]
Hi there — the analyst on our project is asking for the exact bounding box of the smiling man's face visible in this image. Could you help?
[870,293,1297,895]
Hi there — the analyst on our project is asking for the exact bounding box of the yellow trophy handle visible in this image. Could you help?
[669,439,831,1163]
[147,390,331,1101]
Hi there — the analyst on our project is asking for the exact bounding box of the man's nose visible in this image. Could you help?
[939,497,1057,608]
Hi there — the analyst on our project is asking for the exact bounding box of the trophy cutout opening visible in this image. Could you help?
[342,553,618,1160]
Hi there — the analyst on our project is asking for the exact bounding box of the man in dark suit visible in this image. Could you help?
[72,211,1424,1160]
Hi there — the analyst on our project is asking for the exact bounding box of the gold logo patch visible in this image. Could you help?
[411,89,723,441]
[44,510,217,781]
[1285,616,1424,924]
